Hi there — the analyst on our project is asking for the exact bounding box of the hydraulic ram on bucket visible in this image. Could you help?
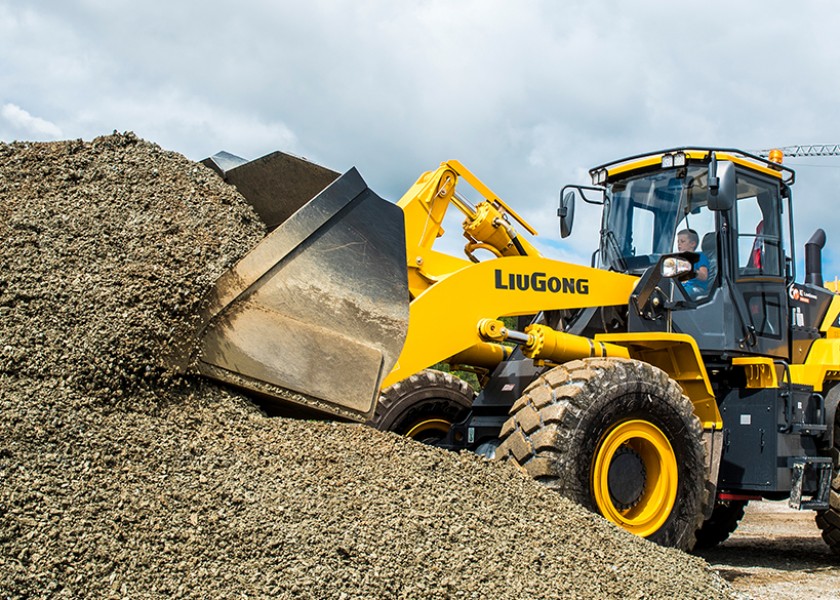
[193,151,409,422]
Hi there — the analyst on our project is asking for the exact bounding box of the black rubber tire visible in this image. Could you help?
[815,386,840,553]
[693,499,748,550]
[367,369,473,445]
[496,357,709,551]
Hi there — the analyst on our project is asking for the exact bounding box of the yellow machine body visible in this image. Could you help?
[188,145,840,552]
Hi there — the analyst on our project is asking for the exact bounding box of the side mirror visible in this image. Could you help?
[558,190,576,238]
[633,253,699,318]
[708,157,735,212]
[661,253,697,281]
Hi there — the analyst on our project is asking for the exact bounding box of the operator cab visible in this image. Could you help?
[587,148,795,360]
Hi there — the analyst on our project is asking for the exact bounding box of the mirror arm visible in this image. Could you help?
[709,152,720,195]
[561,184,605,205]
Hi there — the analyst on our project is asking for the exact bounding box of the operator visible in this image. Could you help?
[676,228,709,297]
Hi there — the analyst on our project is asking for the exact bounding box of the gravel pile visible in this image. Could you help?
[0,134,738,599]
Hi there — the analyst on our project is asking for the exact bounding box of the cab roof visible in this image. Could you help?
[589,147,795,187]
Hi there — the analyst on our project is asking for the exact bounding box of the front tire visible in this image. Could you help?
[496,357,708,551]
[368,369,473,445]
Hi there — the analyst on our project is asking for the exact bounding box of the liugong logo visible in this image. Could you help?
[494,270,589,294]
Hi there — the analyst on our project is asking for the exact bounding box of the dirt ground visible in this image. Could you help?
[698,501,840,599]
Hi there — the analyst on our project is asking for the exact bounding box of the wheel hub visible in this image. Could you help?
[592,418,679,537]
[607,445,647,510]
[404,418,452,446]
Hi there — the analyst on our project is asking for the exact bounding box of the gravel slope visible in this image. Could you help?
[0,134,738,599]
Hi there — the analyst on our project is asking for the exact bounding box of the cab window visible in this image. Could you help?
[735,174,783,278]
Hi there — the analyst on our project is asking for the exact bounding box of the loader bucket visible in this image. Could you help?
[193,154,409,422]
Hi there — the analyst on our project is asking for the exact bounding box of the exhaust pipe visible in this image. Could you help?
[805,228,826,287]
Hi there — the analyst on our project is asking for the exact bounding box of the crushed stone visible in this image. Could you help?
[0,133,738,599]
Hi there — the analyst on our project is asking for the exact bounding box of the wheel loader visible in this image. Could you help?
[186,146,840,553]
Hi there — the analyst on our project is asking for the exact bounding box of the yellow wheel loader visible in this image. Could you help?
[186,146,840,553]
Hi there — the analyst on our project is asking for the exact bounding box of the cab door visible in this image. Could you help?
[729,172,789,359]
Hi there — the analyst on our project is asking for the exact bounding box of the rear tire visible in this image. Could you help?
[368,369,473,445]
[694,499,748,550]
[815,386,840,553]
[496,357,709,551]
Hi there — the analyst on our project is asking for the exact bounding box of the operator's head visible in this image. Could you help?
[677,228,699,252]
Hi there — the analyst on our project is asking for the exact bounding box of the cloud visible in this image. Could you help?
[0,103,62,140]
[3,1,840,271]
[70,90,299,163]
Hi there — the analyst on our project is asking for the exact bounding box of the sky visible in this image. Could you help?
[3,1,840,276]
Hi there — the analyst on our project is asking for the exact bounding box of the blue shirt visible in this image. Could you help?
[684,252,710,296]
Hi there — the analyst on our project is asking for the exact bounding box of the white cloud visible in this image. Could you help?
[0,103,62,140]
[70,90,299,163]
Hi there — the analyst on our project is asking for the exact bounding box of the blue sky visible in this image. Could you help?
[3,1,840,275]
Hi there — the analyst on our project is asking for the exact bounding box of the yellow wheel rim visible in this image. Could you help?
[591,419,678,538]
[404,418,451,440]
